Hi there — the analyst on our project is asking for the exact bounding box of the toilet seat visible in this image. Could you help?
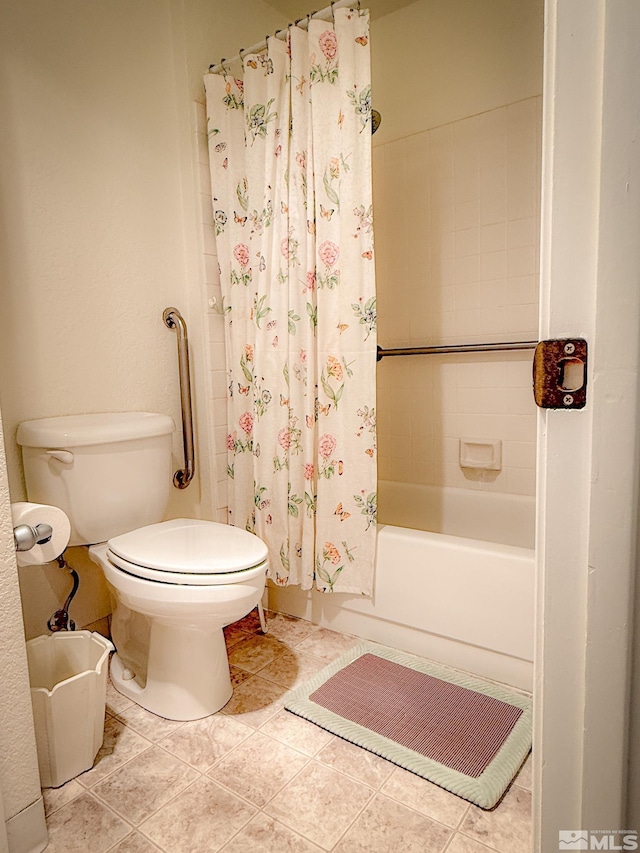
[106,518,269,586]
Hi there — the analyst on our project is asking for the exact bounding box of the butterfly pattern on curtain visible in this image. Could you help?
[204,7,377,595]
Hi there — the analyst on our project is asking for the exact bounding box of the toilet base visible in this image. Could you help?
[110,622,233,721]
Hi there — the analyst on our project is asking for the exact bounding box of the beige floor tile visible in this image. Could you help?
[106,680,135,716]
[78,717,152,786]
[259,708,334,756]
[229,664,254,687]
[381,766,470,828]
[227,634,289,673]
[231,609,263,635]
[514,752,532,791]
[264,760,374,850]
[460,786,532,852]
[43,792,130,853]
[220,812,324,853]
[316,737,395,789]
[294,627,359,661]
[261,611,320,646]
[445,832,502,853]
[208,731,308,806]
[224,623,255,648]
[115,703,185,742]
[221,675,289,728]
[257,647,329,690]
[139,777,256,853]
[92,746,197,825]
[159,713,253,772]
[334,792,452,853]
[108,831,164,852]
[42,779,83,816]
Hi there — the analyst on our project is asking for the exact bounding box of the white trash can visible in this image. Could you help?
[26,631,114,788]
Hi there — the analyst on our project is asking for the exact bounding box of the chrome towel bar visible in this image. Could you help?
[376,340,538,360]
[163,307,195,489]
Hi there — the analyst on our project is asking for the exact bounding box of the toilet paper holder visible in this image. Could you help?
[14,523,53,552]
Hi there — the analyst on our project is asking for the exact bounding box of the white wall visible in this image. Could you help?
[370,0,544,147]
[372,0,543,499]
[0,413,46,847]
[0,0,288,636]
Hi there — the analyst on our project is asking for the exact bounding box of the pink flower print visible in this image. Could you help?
[304,463,315,480]
[326,355,343,381]
[318,241,339,268]
[239,411,254,434]
[280,237,290,259]
[329,157,340,178]
[318,433,337,459]
[305,270,316,291]
[278,427,291,450]
[299,349,307,364]
[324,541,341,565]
[319,30,338,61]
[296,151,307,170]
[234,78,244,93]
[244,344,253,361]
[233,243,250,268]
[226,432,237,451]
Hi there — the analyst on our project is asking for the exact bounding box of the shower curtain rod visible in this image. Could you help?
[208,0,358,74]
[376,340,539,361]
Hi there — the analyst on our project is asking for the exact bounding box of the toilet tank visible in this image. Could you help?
[17,413,175,546]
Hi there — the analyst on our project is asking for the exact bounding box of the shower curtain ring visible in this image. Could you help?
[331,1,335,21]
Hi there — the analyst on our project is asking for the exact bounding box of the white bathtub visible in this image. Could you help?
[268,482,536,690]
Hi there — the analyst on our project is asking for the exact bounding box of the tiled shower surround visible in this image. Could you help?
[197,96,542,508]
[41,612,532,852]
[375,97,541,496]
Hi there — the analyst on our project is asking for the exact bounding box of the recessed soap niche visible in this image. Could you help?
[459,438,502,471]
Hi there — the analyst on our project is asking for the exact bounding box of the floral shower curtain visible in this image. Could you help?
[204,7,376,594]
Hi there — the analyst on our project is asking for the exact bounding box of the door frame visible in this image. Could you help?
[534,0,640,847]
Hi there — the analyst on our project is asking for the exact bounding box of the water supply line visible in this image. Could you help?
[163,307,195,489]
[48,554,79,632]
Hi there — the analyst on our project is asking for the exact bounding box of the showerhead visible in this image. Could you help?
[371,109,382,135]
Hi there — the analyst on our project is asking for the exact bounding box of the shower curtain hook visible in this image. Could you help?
[331,1,335,22]
[219,58,229,79]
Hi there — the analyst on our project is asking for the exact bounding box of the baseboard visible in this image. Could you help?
[6,798,47,853]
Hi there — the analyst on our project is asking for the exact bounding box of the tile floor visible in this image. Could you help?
[42,611,532,853]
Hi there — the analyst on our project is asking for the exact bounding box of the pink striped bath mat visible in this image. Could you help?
[285,643,531,809]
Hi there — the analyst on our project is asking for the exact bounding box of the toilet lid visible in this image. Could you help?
[108,518,269,574]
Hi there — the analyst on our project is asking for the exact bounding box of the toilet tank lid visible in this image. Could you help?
[17,413,175,448]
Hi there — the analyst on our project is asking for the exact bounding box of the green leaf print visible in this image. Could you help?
[351,297,377,339]
[353,492,377,530]
[247,99,277,143]
[323,172,340,207]
[279,544,290,572]
[288,310,301,335]
[236,178,249,211]
[346,85,372,131]
[253,294,272,327]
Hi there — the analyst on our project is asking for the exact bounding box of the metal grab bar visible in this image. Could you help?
[377,340,538,360]
[163,307,195,489]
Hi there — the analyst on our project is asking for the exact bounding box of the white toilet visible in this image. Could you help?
[17,412,269,721]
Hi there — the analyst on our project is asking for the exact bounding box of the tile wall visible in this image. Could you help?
[196,93,541,505]
[375,97,542,496]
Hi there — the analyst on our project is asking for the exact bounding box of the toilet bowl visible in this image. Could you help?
[89,519,268,720]
[16,413,270,722]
